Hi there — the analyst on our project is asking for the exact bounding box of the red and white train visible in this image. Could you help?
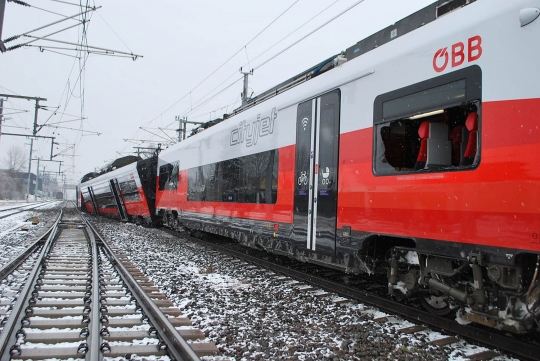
[79,0,540,333]
[78,156,158,224]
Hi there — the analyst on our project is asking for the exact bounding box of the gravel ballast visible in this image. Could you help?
[91,218,516,361]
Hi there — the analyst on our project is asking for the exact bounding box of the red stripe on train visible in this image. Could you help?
[155,98,540,252]
[338,98,540,251]
[121,186,151,217]
[97,207,118,215]
[155,145,296,223]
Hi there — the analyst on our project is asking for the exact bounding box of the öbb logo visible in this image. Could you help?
[432,35,482,72]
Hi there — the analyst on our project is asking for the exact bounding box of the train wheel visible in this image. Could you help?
[420,294,453,316]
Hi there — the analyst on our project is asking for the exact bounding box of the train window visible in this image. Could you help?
[158,162,179,191]
[119,180,141,202]
[93,184,116,208]
[82,189,92,206]
[187,163,217,202]
[373,65,481,176]
[188,149,279,204]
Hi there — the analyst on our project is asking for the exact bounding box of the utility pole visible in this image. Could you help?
[62,172,66,200]
[0,94,47,202]
[26,99,42,202]
[240,68,253,105]
[0,0,6,52]
[0,98,4,145]
[35,158,40,200]
[174,116,204,142]
[26,139,34,202]
[175,116,187,142]
[41,165,46,197]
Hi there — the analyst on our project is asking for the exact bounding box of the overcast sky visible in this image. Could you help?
[0,0,434,184]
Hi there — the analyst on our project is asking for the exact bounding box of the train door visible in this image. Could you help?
[109,179,127,221]
[87,186,99,215]
[293,90,340,254]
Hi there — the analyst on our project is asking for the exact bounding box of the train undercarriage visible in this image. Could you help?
[160,211,540,334]
[387,248,540,333]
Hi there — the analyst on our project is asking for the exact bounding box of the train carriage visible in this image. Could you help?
[155,0,540,333]
[79,156,158,225]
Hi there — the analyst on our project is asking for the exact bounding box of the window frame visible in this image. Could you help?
[119,179,141,202]
[372,65,481,176]
[187,149,279,204]
[158,162,179,191]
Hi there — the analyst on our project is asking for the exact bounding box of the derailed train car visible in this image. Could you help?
[78,156,159,225]
[155,0,540,332]
[81,0,540,333]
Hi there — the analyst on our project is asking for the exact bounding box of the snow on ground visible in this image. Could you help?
[93,218,519,361]
[0,200,59,213]
[0,202,36,211]
[0,205,60,269]
[35,201,63,210]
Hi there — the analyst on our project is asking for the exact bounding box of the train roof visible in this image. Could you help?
[189,0,476,135]
[80,172,99,183]
[235,0,475,113]
[79,155,141,184]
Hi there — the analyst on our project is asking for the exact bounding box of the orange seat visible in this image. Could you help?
[414,122,429,170]
[460,112,478,166]
[450,125,466,166]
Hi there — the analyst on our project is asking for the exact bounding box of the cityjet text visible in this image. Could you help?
[230,108,277,147]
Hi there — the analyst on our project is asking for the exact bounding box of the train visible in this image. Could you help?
[78,0,540,334]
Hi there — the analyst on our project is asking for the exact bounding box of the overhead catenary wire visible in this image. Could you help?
[0,86,33,129]
[27,44,135,58]
[72,0,90,165]
[4,0,135,183]
[181,76,244,118]
[48,0,94,8]
[94,10,132,54]
[176,0,342,120]
[8,22,85,51]
[10,0,74,18]
[32,47,81,58]
[247,0,341,67]
[254,0,365,71]
[1,0,101,182]
[2,7,96,44]
[29,1,96,156]
[121,0,301,153]
[154,0,363,140]
[173,0,353,124]
[130,0,353,147]
[137,0,300,129]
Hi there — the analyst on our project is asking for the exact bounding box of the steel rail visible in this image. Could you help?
[0,201,56,220]
[169,230,540,361]
[0,210,62,281]
[84,218,201,361]
[0,209,63,361]
[0,203,34,213]
[85,224,102,360]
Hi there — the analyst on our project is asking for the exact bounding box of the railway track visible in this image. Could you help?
[162,228,540,361]
[0,207,217,360]
[0,202,57,220]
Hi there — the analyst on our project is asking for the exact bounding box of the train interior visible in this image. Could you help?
[378,102,479,173]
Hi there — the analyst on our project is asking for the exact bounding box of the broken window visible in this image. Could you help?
[158,162,179,191]
[373,66,481,176]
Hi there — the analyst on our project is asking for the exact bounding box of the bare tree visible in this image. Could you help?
[2,145,27,174]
